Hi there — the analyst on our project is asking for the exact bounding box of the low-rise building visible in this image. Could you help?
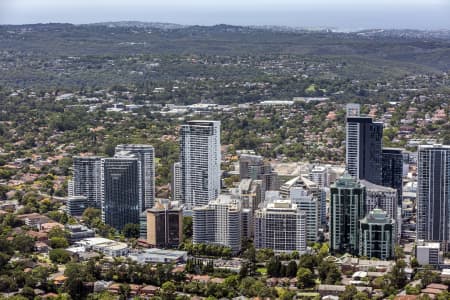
[416,240,442,266]
[128,248,187,264]
[75,237,128,257]
[66,225,95,243]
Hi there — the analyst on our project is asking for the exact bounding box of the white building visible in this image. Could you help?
[310,165,329,188]
[290,187,319,243]
[180,120,221,209]
[171,162,183,203]
[74,237,128,257]
[192,194,242,253]
[254,199,307,253]
[416,240,442,266]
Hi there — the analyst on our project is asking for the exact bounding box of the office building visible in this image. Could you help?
[281,176,327,225]
[72,156,102,208]
[101,157,142,231]
[115,144,155,210]
[239,178,262,211]
[346,104,383,185]
[171,162,183,203]
[146,199,183,248]
[330,173,366,255]
[192,194,242,253]
[417,145,450,246]
[290,187,319,242]
[360,180,397,224]
[66,225,95,243]
[180,120,221,208]
[310,165,329,188]
[416,240,442,266]
[359,208,395,260]
[66,196,89,217]
[254,199,307,253]
[239,153,279,198]
[382,148,403,206]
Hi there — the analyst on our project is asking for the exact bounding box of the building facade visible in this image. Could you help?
[192,194,242,253]
[180,120,221,209]
[359,208,395,260]
[146,199,183,248]
[382,148,404,206]
[115,144,155,210]
[330,174,366,255]
[72,156,102,208]
[254,199,307,253]
[346,104,383,185]
[290,187,319,243]
[66,196,89,217]
[171,162,183,203]
[417,145,450,246]
[101,157,142,231]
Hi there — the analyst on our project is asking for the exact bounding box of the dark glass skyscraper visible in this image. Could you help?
[346,104,383,185]
[417,145,450,246]
[330,173,366,255]
[101,157,142,231]
[382,148,403,206]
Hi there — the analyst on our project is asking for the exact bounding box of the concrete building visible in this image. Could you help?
[72,156,102,208]
[192,194,242,253]
[330,173,366,255]
[346,104,383,185]
[66,225,95,243]
[171,162,182,203]
[66,196,89,217]
[238,178,262,212]
[360,180,397,233]
[128,248,187,264]
[115,144,155,210]
[416,240,442,266]
[417,145,450,246]
[101,157,141,231]
[359,209,395,260]
[290,187,319,243]
[146,199,183,248]
[180,120,221,209]
[254,199,307,253]
[75,237,129,257]
[239,153,279,199]
[310,165,329,188]
[382,148,404,206]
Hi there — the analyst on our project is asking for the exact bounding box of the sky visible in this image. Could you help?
[0,0,450,30]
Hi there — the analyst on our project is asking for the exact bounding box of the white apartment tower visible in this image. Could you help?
[180,120,221,209]
[171,162,183,203]
[72,156,103,208]
[290,187,319,243]
[254,199,307,253]
[192,194,242,253]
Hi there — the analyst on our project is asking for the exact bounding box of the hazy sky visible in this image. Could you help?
[1,0,450,29]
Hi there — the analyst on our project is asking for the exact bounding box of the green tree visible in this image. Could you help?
[123,223,140,238]
[49,249,71,264]
[50,237,69,249]
[296,267,315,289]
[161,281,176,300]
[389,260,407,290]
[182,216,193,240]
[286,260,298,277]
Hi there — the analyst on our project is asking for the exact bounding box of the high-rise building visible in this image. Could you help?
[309,165,329,188]
[254,199,307,253]
[359,208,395,260]
[72,156,102,208]
[281,176,327,225]
[180,120,221,209]
[360,180,397,225]
[171,162,183,203]
[115,144,155,210]
[239,153,279,198]
[146,199,183,248]
[101,157,142,231]
[238,178,262,212]
[290,187,319,243]
[66,196,88,217]
[346,104,383,185]
[417,145,450,245]
[330,173,366,255]
[192,194,242,253]
[382,148,403,206]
